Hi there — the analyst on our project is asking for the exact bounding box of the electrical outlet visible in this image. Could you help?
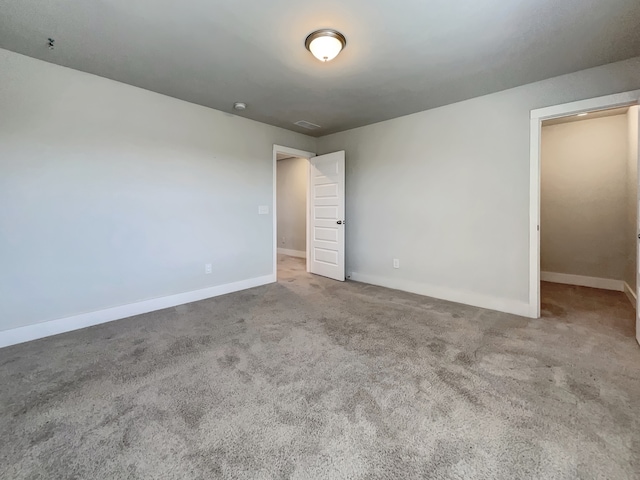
[393,259,400,269]
[205,263,212,274]
[258,205,269,215]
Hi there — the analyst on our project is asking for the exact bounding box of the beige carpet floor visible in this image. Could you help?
[0,255,639,479]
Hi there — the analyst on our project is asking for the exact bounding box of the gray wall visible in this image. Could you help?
[541,115,628,280]
[317,56,640,312]
[0,49,316,332]
[277,157,307,254]
[2,45,640,328]
[626,106,640,291]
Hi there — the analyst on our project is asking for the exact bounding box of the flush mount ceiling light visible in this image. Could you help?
[305,29,346,62]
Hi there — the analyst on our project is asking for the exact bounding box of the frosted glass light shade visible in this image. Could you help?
[305,30,346,62]
[309,36,343,62]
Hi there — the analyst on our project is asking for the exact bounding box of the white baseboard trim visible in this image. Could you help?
[0,274,275,349]
[349,272,532,318]
[277,248,306,259]
[624,281,637,309]
[541,271,624,292]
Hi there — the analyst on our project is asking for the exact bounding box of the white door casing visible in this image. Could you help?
[309,151,345,281]
[635,106,640,346]
[529,90,640,320]
[272,145,315,279]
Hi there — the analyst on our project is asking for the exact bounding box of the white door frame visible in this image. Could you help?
[529,89,640,318]
[273,145,316,278]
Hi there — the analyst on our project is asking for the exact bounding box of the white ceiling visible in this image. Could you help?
[1,0,640,137]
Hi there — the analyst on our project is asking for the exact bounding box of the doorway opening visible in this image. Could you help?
[272,145,347,282]
[276,150,310,278]
[530,90,640,344]
[273,146,314,279]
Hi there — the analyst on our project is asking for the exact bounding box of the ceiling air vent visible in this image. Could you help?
[294,120,321,130]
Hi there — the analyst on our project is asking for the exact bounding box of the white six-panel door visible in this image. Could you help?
[309,151,345,281]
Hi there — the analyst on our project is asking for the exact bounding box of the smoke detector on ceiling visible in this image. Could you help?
[294,120,321,130]
[233,102,247,111]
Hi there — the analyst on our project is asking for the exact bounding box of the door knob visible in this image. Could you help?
[337,220,344,225]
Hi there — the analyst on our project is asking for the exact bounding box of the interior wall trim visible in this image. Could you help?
[624,281,637,308]
[0,274,275,349]
[541,271,625,292]
[350,272,533,318]
[277,248,307,259]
